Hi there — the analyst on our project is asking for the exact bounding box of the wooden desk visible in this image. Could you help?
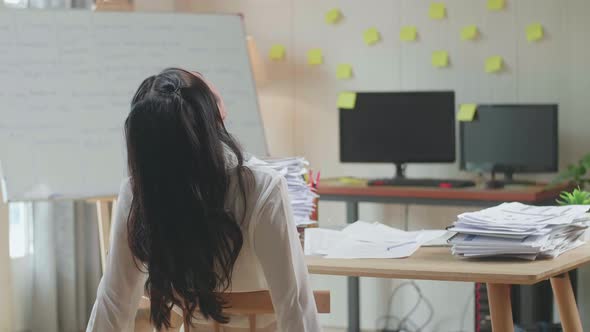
[318,180,573,206]
[316,180,574,332]
[307,245,589,332]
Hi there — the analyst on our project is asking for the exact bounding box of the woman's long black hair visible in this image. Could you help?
[125,68,250,330]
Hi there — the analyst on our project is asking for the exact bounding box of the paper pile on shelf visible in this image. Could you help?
[304,221,448,259]
[448,202,589,260]
[248,156,318,226]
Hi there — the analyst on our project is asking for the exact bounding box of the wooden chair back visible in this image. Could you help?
[138,290,330,332]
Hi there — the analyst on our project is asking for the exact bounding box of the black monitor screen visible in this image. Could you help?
[460,104,558,173]
[339,91,455,163]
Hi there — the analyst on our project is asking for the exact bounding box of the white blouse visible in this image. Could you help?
[86,159,321,332]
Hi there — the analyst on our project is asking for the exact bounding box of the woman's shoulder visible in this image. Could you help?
[245,162,284,191]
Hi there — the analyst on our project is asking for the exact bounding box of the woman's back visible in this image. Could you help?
[86,66,320,332]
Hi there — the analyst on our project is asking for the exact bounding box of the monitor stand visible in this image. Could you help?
[367,163,475,188]
[486,170,536,189]
[394,162,407,179]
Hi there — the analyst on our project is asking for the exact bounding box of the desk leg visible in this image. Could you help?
[551,273,583,332]
[346,201,360,332]
[487,283,514,332]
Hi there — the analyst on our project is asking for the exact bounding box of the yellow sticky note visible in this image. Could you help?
[461,25,478,41]
[336,64,353,80]
[307,49,323,65]
[432,51,449,68]
[325,8,342,24]
[337,92,357,109]
[526,23,544,42]
[400,26,417,42]
[458,104,477,122]
[487,0,505,11]
[363,28,381,46]
[485,56,503,73]
[269,44,286,60]
[429,3,446,20]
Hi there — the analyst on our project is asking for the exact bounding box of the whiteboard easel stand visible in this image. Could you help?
[86,196,116,272]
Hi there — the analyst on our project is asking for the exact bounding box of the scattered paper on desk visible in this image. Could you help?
[326,239,420,259]
[342,221,418,244]
[304,228,347,256]
[336,64,353,79]
[487,0,505,11]
[431,50,449,68]
[526,23,544,42]
[485,56,503,73]
[429,3,446,20]
[307,49,323,65]
[461,25,478,41]
[325,8,342,24]
[400,26,417,42]
[363,27,381,45]
[305,220,450,259]
[458,104,477,122]
[269,44,286,60]
[337,92,357,109]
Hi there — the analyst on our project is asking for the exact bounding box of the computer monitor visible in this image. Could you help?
[460,104,558,183]
[339,91,455,178]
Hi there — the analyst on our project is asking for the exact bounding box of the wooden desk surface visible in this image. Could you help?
[317,180,573,204]
[306,244,590,285]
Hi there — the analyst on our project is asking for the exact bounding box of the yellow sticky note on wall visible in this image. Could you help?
[307,49,323,65]
[336,64,353,79]
[429,3,446,19]
[325,8,342,24]
[363,28,381,45]
[526,23,544,42]
[458,104,477,121]
[485,56,503,73]
[461,25,478,41]
[431,51,449,68]
[400,26,417,42]
[269,44,286,60]
[338,92,357,109]
[487,0,505,11]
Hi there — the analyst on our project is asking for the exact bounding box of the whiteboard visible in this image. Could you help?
[0,10,268,201]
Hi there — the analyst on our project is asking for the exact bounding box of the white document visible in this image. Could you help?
[305,221,446,259]
[325,238,421,259]
[341,221,417,244]
[304,228,348,256]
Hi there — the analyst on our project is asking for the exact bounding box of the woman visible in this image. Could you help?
[86,68,321,331]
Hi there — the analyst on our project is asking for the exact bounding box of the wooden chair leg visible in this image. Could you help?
[213,321,221,332]
[487,283,514,332]
[551,273,583,332]
[248,315,256,332]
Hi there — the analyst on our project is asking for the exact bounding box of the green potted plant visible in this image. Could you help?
[557,187,590,206]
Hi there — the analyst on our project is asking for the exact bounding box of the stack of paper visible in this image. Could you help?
[304,221,447,259]
[448,202,589,260]
[248,156,318,226]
